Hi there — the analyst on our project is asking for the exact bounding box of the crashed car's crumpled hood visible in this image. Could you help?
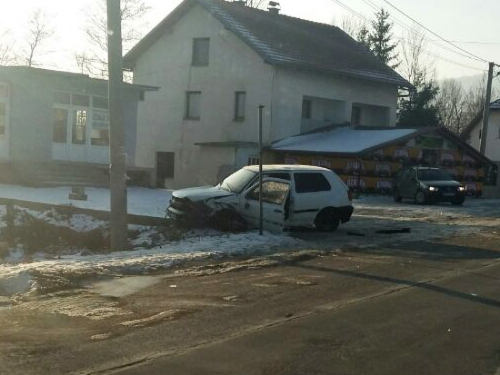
[172,186,235,201]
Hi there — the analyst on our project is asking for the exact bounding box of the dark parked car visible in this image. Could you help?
[393,167,466,205]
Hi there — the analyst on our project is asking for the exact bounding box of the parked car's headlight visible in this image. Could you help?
[428,186,438,191]
[458,186,465,192]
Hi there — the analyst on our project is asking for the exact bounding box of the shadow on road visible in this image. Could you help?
[294,262,500,309]
[351,241,500,262]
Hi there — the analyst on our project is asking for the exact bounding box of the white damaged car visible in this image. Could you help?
[167,165,353,232]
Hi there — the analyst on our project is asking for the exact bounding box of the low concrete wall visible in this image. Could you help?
[0,198,169,226]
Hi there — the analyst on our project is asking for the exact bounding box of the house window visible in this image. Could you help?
[351,106,361,126]
[234,91,246,121]
[53,108,68,143]
[302,99,312,119]
[248,156,260,165]
[185,91,201,120]
[72,110,87,145]
[192,38,210,66]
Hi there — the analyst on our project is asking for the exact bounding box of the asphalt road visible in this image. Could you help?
[1,227,500,375]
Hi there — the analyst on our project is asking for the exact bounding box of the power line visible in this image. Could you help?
[380,0,489,63]
[360,0,488,66]
[330,0,486,73]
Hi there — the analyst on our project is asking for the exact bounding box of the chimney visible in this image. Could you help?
[267,1,281,14]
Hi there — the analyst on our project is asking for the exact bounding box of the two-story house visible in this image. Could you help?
[124,0,412,188]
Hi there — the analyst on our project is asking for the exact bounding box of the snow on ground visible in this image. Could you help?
[0,231,303,296]
[0,184,172,218]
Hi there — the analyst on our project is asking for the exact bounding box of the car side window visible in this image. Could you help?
[264,172,291,180]
[294,173,331,193]
[246,181,290,205]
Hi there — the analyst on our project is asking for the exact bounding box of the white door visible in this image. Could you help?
[52,108,90,162]
[240,179,291,232]
[68,109,89,162]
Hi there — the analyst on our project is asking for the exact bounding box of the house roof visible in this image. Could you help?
[460,98,500,138]
[271,126,420,155]
[271,125,494,165]
[0,66,159,92]
[123,0,412,88]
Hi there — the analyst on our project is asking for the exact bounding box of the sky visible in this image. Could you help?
[0,0,498,81]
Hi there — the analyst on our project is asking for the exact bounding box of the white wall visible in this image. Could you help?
[133,4,275,188]
[467,111,500,162]
[132,4,400,188]
[270,69,399,141]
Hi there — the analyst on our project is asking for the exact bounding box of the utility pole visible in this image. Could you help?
[258,105,264,236]
[107,0,129,250]
[479,62,494,156]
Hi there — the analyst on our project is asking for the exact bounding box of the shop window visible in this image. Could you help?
[72,110,87,145]
[72,93,90,107]
[91,108,109,146]
[53,108,68,143]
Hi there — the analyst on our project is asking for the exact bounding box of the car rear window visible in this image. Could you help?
[294,173,331,193]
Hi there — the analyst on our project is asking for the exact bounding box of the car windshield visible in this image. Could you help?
[417,169,453,181]
[220,168,257,193]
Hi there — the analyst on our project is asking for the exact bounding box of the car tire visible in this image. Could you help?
[414,190,427,205]
[393,188,402,202]
[451,196,465,206]
[315,209,340,232]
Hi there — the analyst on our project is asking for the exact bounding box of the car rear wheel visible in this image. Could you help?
[393,188,402,202]
[415,190,427,205]
[315,209,340,232]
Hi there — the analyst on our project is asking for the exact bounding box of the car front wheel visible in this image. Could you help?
[415,190,427,205]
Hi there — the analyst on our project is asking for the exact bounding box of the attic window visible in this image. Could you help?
[192,38,210,66]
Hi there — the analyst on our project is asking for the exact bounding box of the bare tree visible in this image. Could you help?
[244,0,266,8]
[435,79,465,134]
[18,9,54,67]
[0,29,15,66]
[337,15,367,40]
[398,28,434,85]
[79,0,150,78]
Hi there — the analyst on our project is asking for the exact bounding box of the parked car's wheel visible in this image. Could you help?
[414,190,427,205]
[393,188,402,202]
[210,209,247,232]
[451,196,465,206]
[314,209,340,232]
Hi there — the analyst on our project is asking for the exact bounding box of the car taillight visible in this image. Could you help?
[348,190,353,201]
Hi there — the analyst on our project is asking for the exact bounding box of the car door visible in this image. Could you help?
[240,178,291,233]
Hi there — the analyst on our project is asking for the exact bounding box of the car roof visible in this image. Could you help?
[244,164,330,172]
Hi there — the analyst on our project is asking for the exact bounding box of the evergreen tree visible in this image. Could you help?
[398,73,441,127]
[367,9,399,69]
